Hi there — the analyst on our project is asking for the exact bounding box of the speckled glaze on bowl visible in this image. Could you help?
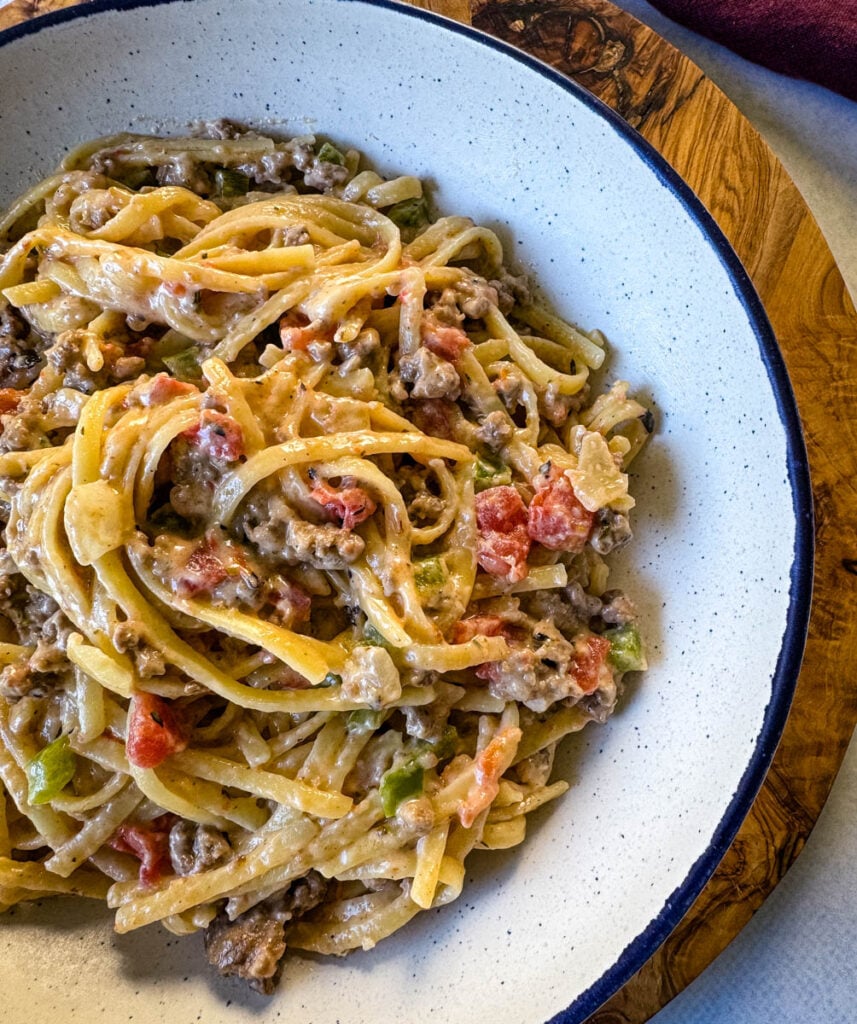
[0,1,812,1021]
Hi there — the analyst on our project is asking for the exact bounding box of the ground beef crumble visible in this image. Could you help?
[204,871,328,993]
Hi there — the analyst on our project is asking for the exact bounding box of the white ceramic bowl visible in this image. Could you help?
[0,1,812,1021]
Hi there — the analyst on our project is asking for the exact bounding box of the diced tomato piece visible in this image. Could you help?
[473,642,519,684]
[174,533,255,598]
[279,326,315,351]
[181,409,244,462]
[279,311,331,352]
[126,691,188,769]
[474,660,501,683]
[143,373,197,406]
[411,399,455,439]
[451,615,507,644]
[178,543,228,596]
[458,726,522,828]
[267,577,312,628]
[309,478,376,530]
[476,485,526,533]
[422,316,471,362]
[475,485,531,583]
[571,634,612,695]
[110,813,175,887]
[527,471,594,552]
[0,388,22,416]
[126,334,156,360]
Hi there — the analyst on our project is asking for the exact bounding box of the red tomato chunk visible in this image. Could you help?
[110,814,175,887]
[142,373,197,406]
[475,486,531,583]
[126,692,188,769]
[421,314,471,362]
[0,388,22,416]
[571,634,611,694]
[267,578,312,628]
[309,479,377,530]
[181,409,244,462]
[177,540,230,596]
[410,398,455,439]
[527,472,594,552]
[278,311,332,352]
[174,532,258,598]
[451,615,507,644]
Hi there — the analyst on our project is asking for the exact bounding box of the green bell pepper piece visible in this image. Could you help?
[214,167,250,197]
[380,760,424,816]
[604,623,647,673]
[474,453,512,492]
[413,556,446,593]
[430,725,459,763]
[362,622,390,648]
[162,347,202,382]
[26,735,76,806]
[386,197,428,229]
[413,726,460,767]
[346,709,385,733]
[316,142,346,166]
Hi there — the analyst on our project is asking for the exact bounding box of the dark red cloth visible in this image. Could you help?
[647,0,857,101]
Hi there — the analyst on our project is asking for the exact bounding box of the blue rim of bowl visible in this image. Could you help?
[0,0,815,1020]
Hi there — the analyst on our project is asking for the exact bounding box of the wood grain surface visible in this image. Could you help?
[2,0,857,1021]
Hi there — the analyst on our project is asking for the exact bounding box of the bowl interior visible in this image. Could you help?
[0,1,811,1021]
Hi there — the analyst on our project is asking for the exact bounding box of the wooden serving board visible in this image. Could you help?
[2,0,857,1020]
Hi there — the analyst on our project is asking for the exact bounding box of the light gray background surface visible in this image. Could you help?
[618,3,857,1023]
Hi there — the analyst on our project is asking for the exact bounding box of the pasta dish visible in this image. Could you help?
[0,124,650,992]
